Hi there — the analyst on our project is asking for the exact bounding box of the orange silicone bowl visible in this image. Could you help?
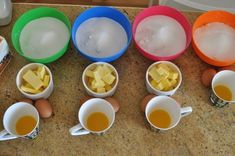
[192,10,235,67]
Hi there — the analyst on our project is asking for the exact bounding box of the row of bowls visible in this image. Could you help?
[16,61,182,100]
[11,6,235,66]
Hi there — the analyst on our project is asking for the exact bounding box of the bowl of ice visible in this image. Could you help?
[72,6,132,62]
[192,10,235,67]
[12,7,71,63]
[132,6,192,61]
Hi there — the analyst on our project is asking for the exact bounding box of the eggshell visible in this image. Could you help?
[201,68,217,87]
[105,97,120,113]
[35,99,52,118]
[218,65,235,72]
[18,98,34,105]
[140,94,156,112]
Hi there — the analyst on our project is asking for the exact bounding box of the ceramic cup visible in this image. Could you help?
[145,96,192,131]
[16,63,54,100]
[146,61,182,96]
[82,62,119,98]
[210,70,235,107]
[0,102,40,141]
[69,98,115,136]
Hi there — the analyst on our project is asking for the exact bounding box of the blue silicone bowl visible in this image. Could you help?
[72,6,132,62]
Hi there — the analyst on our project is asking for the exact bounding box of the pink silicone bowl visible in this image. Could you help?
[132,6,192,61]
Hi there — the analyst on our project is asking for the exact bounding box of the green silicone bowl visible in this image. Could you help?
[11,7,71,63]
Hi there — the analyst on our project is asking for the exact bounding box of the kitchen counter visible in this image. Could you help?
[0,3,234,156]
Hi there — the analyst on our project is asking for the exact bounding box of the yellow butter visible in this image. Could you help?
[160,79,171,90]
[155,82,165,90]
[102,73,115,85]
[150,79,158,88]
[97,87,106,93]
[20,85,41,94]
[104,84,112,91]
[94,79,105,88]
[39,66,46,80]
[102,65,112,75]
[158,63,171,72]
[23,70,43,90]
[43,75,50,87]
[85,69,94,78]
[168,72,178,80]
[149,67,162,83]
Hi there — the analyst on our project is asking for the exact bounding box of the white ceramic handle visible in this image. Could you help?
[0,129,17,141]
[69,124,90,136]
[180,107,192,117]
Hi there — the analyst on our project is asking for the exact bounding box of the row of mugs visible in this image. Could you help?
[0,96,192,140]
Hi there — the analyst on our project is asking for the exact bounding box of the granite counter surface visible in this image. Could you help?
[0,3,234,156]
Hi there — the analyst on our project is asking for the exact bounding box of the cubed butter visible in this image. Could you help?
[102,65,112,75]
[149,67,162,83]
[155,82,165,90]
[168,72,178,80]
[85,64,116,93]
[102,73,115,85]
[97,87,106,93]
[85,69,94,78]
[94,79,105,88]
[158,63,171,72]
[23,70,43,90]
[20,85,41,94]
[104,84,112,91]
[160,79,171,90]
[43,75,50,87]
[156,66,168,75]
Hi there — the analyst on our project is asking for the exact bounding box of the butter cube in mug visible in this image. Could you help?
[146,61,182,96]
[82,62,119,98]
[16,63,54,100]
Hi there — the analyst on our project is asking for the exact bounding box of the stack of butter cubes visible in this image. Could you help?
[85,64,116,93]
[148,63,179,91]
[21,66,50,94]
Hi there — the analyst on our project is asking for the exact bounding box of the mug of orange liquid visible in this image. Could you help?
[145,96,192,131]
[0,102,39,141]
[69,98,115,136]
[210,70,235,107]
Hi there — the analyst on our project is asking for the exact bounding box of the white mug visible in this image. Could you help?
[16,63,54,100]
[210,70,235,107]
[0,102,40,141]
[145,96,192,131]
[82,62,119,98]
[69,98,115,136]
[146,61,182,96]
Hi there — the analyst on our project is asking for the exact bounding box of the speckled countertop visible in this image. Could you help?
[0,3,234,156]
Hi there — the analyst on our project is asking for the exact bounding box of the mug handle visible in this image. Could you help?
[69,124,90,136]
[180,107,192,117]
[0,130,17,141]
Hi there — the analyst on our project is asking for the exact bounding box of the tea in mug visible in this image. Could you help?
[87,112,109,131]
[148,109,171,128]
[16,116,37,135]
[214,85,232,101]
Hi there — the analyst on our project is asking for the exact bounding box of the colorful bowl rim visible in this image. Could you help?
[71,6,132,62]
[11,7,71,63]
[192,10,235,66]
[132,5,192,61]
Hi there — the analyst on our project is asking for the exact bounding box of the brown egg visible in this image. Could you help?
[80,96,92,105]
[18,98,34,105]
[34,99,53,118]
[140,94,156,112]
[105,97,120,113]
[201,68,217,87]
[218,65,235,72]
